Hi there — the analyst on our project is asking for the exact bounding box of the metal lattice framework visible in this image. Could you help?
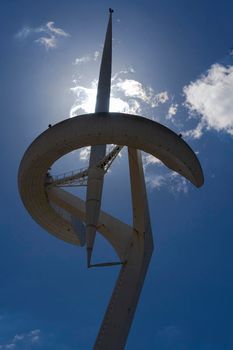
[48,144,123,188]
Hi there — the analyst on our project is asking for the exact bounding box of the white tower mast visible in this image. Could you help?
[18,8,204,350]
[86,9,113,267]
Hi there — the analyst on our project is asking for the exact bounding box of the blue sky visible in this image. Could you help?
[1,0,233,349]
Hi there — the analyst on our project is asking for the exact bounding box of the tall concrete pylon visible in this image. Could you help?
[86,9,113,267]
[18,9,204,350]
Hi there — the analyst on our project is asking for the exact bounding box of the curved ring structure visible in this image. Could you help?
[18,112,204,349]
[18,10,204,350]
[18,112,203,247]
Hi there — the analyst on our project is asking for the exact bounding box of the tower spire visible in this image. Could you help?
[86,9,113,267]
[95,9,113,112]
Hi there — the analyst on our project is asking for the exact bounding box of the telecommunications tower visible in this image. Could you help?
[18,9,204,350]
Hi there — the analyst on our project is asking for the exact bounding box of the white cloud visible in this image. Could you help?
[70,85,97,116]
[112,67,135,80]
[146,174,165,189]
[169,172,188,194]
[182,120,205,139]
[15,21,69,49]
[35,35,57,49]
[28,329,40,342]
[167,103,178,120]
[69,82,142,118]
[114,79,146,99]
[0,329,40,350]
[183,63,233,138]
[74,51,100,65]
[142,151,188,194]
[128,67,135,73]
[69,82,137,117]
[70,72,169,118]
[46,21,69,37]
[113,79,168,108]
[143,152,188,194]
[74,55,91,65]
[155,91,169,105]
[12,335,24,342]
[146,171,188,194]
[94,51,100,60]
[79,147,91,161]
[143,154,162,168]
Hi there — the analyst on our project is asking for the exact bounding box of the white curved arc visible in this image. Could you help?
[18,113,204,350]
[47,186,132,261]
[18,113,204,246]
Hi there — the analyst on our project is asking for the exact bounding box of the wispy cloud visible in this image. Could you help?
[112,79,168,107]
[74,56,91,65]
[74,51,100,65]
[145,174,166,189]
[46,21,68,37]
[35,35,57,49]
[94,51,100,60]
[112,67,135,77]
[70,67,169,118]
[145,171,188,194]
[143,154,162,168]
[70,84,97,116]
[142,150,188,193]
[183,63,233,138]
[167,103,178,120]
[79,146,91,161]
[15,21,69,49]
[0,329,40,349]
